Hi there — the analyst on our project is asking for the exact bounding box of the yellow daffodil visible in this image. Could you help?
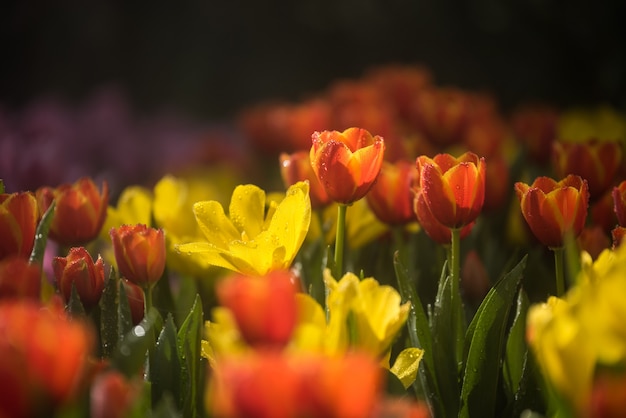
[176,181,311,276]
[527,244,626,413]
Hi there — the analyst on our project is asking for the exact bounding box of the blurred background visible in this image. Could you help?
[2,0,625,120]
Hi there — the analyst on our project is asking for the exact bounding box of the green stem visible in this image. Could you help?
[143,283,153,318]
[334,204,348,277]
[450,227,465,367]
[553,247,565,297]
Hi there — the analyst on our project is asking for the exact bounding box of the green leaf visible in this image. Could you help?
[393,252,444,418]
[100,268,132,358]
[177,294,204,418]
[173,276,199,327]
[459,255,527,418]
[66,282,86,317]
[431,268,460,416]
[0,179,4,194]
[150,314,181,409]
[384,368,409,397]
[113,307,161,378]
[29,200,55,267]
[503,287,530,398]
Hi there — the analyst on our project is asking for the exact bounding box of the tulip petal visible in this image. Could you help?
[421,163,457,228]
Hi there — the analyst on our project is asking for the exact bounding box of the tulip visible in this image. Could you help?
[279,151,331,210]
[36,177,109,247]
[413,187,475,245]
[515,175,589,249]
[309,127,385,205]
[0,191,39,260]
[90,370,142,418]
[415,152,486,229]
[552,139,622,200]
[0,301,94,416]
[516,174,589,296]
[121,278,145,325]
[109,224,166,287]
[409,87,470,146]
[216,270,298,348]
[53,247,105,311]
[612,180,626,227]
[0,256,42,301]
[366,160,416,226]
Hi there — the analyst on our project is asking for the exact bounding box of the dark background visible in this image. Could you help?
[2,0,625,121]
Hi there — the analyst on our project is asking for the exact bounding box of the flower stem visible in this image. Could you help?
[450,227,465,366]
[334,203,348,277]
[143,283,153,318]
[553,247,565,297]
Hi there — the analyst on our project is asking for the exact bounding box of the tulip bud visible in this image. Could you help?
[366,160,416,226]
[109,224,166,287]
[0,191,39,260]
[279,151,331,209]
[309,127,385,205]
[36,177,109,247]
[415,151,486,229]
[53,247,105,311]
[515,175,589,249]
[216,269,298,348]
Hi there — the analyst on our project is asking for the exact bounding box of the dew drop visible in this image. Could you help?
[133,325,146,337]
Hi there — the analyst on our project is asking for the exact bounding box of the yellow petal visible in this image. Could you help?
[265,181,311,263]
[229,184,266,239]
[390,347,424,389]
[193,200,240,248]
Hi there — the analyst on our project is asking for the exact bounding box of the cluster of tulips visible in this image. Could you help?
[2,63,626,417]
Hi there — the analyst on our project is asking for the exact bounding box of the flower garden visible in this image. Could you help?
[1,64,626,417]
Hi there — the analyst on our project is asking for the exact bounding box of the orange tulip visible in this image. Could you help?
[121,278,145,325]
[206,350,382,418]
[552,139,622,200]
[0,256,42,301]
[413,189,474,245]
[0,191,39,260]
[36,177,109,247]
[309,127,385,205]
[216,269,298,348]
[280,151,331,209]
[110,224,166,287]
[53,247,105,311]
[366,159,417,226]
[0,301,94,417]
[515,175,589,248]
[415,152,486,229]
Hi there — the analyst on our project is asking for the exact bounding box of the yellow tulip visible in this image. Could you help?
[176,182,311,276]
[324,269,410,359]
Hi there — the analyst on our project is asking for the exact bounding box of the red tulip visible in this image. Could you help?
[552,139,622,200]
[612,180,626,227]
[413,189,474,245]
[53,247,105,311]
[415,151,486,229]
[37,177,109,247]
[366,160,417,225]
[280,151,331,209]
[0,301,94,417]
[216,269,297,348]
[110,224,165,287]
[515,175,589,248]
[0,191,39,260]
[309,127,385,205]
